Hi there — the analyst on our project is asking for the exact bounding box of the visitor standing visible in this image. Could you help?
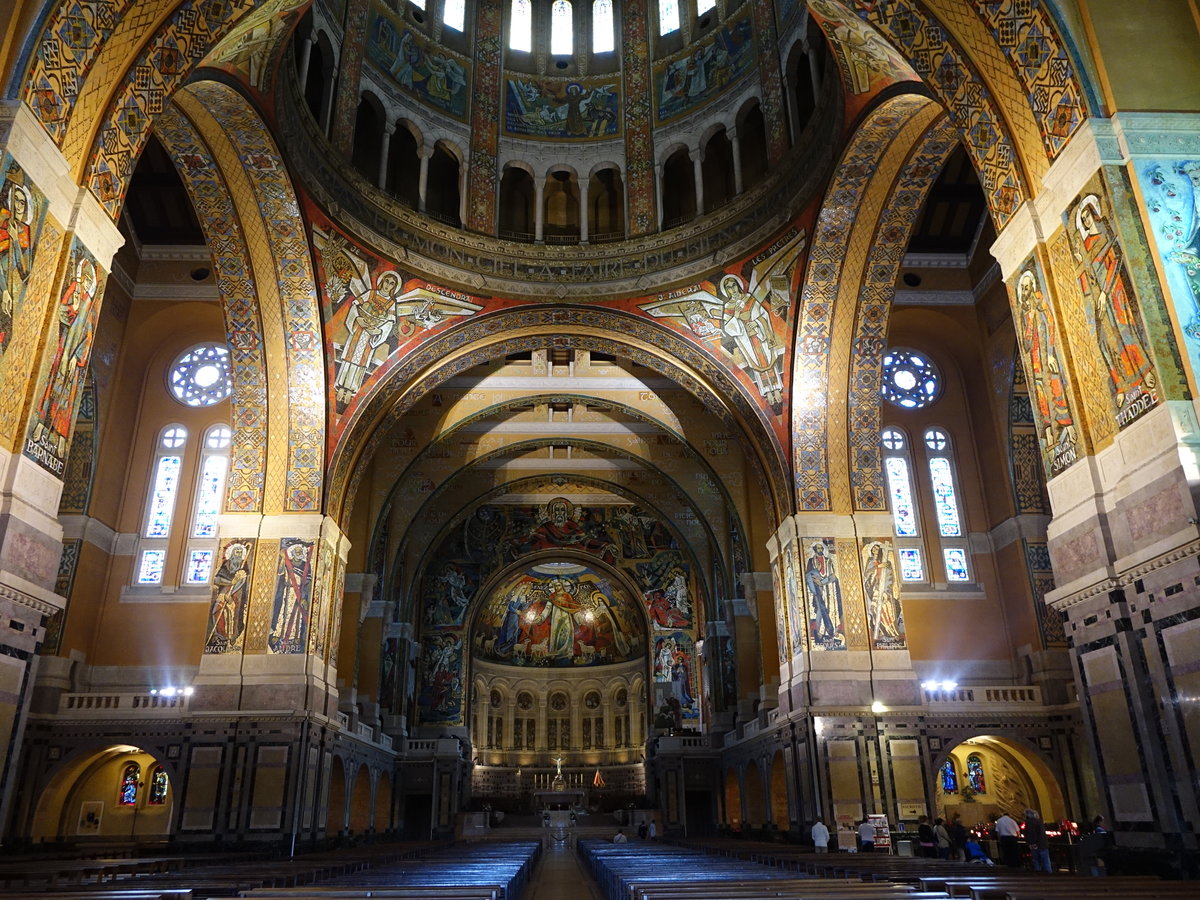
[811,817,830,852]
[935,817,952,859]
[994,811,1021,867]
[1024,808,1051,873]
[858,817,876,853]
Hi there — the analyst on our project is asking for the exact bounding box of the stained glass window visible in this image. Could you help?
[941,758,958,793]
[881,348,941,409]
[943,548,970,582]
[444,0,465,31]
[697,0,716,13]
[137,549,166,585]
[551,1,573,54]
[119,762,140,805]
[169,344,232,407]
[659,0,680,35]
[185,549,214,584]
[510,0,532,51]
[593,0,614,52]
[884,456,918,537]
[898,547,925,581]
[966,753,986,793]
[145,455,182,538]
[928,456,961,536]
[148,765,168,805]
[191,455,227,539]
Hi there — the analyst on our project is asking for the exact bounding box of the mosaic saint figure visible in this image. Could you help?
[1072,193,1157,408]
[1016,268,1075,454]
[805,540,843,648]
[863,541,903,648]
[206,541,252,652]
[0,175,35,356]
[270,541,313,653]
[33,255,98,458]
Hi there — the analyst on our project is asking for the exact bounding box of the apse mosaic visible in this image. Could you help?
[205,539,256,655]
[504,75,621,141]
[801,538,846,651]
[268,538,314,655]
[24,238,103,477]
[415,497,702,725]
[1007,253,1079,475]
[0,157,48,367]
[861,538,904,651]
[653,17,754,124]
[639,226,806,417]
[1063,174,1160,431]
[367,1,471,120]
[1137,160,1200,384]
[472,563,643,667]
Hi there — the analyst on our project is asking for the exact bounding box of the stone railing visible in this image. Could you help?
[58,692,189,715]
[923,685,1044,709]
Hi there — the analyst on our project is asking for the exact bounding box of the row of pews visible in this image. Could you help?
[580,837,1196,900]
[0,840,538,899]
[236,840,541,900]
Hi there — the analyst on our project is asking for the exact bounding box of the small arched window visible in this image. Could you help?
[593,0,614,52]
[185,425,232,584]
[966,753,987,794]
[444,0,465,32]
[148,765,169,805]
[119,762,140,806]
[551,0,573,55]
[940,758,958,794]
[510,0,532,52]
[659,0,680,35]
[882,427,925,582]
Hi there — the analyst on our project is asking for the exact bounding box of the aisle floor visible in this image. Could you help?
[523,842,605,900]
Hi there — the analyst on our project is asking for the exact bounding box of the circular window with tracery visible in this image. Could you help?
[881,348,941,409]
[169,344,232,407]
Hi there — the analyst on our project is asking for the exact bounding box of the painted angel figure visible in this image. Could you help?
[393,286,483,337]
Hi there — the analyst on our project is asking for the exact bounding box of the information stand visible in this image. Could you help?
[868,814,892,852]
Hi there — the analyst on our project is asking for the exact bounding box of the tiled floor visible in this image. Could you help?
[523,841,605,899]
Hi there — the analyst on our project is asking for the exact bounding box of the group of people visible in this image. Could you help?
[808,809,1061,872]
[611,819,657,843]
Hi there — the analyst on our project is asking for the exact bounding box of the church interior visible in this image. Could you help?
[0,0,1199,884]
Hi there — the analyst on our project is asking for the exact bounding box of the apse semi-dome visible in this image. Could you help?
[472,561,645,667]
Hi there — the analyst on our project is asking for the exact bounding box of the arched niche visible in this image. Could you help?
[935,736,1068,827]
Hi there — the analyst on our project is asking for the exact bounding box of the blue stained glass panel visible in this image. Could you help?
[941,758,958,793]
[885,457,918,536]
[186,550,214,584]
[149,766,168,804]
[898,548,924,581]
[928,457,961,536]
[192,455,227,538]
[145,455,181,537]
[943,548,969,582]
[119,762,139,805]
[137,550,166,584]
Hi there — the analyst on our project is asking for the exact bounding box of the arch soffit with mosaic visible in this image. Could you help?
[18,0,309,205]
[153,102,273,514]
[370,391,752,522]
[845,114,961,512]
[172,80,325,513]
[387,435,738,593]
[843,0,1090,219]
[399,472,723,619]
[791,93,942,513]
[331,313,789,529]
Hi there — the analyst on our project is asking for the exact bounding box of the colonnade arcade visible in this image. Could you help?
[0,0,1198,864]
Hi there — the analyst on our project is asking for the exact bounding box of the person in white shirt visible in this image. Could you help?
[994,812,1021,867]
[858,818,876,852]
[612,829,628,843]
[811,817,830,852]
